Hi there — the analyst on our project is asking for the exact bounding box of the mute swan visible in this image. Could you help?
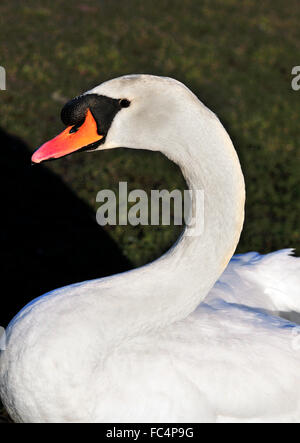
[1,75,300,423]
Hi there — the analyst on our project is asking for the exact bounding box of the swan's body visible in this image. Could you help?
[1,75,300,423]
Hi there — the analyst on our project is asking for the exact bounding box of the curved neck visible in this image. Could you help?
[71,107,245,345]
[138,112,245,323]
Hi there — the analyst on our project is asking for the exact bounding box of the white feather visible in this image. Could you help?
[1,75,299,423]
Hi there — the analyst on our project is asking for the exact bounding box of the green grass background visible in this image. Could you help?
[0,0,299,423]
[1,0,300,266]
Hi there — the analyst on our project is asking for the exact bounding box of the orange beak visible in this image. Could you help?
[31,109,103,164]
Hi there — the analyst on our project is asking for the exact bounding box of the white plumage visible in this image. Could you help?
[209,249,300,318]
[0,75,299,423]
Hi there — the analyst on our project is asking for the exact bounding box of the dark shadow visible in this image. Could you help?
[0,128,132,327]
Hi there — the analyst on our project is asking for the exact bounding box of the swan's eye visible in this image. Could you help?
[119,99,130,108]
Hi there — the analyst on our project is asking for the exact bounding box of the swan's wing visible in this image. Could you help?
[206,249,300,320]
[105,300,300,422]
[105,251,300,422]
[169,300,300,422]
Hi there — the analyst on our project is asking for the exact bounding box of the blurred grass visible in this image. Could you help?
[0,0,299,266]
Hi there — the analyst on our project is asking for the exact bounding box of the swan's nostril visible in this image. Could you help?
[69,119,85,134]
[69,126,78,134]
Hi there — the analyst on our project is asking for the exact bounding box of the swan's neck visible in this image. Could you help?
[137,111,245,323]
[65,106,245,343]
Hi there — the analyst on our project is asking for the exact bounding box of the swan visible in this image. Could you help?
[1,74,300,423]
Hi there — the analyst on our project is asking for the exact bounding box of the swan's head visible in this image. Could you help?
[31,74,210,164]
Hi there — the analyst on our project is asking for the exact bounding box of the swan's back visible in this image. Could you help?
[90,250,300,423]
[99,294,300,422]
[112,249,300,422]
[207,249,300,321]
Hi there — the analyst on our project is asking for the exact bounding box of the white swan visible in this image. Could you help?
[1,75,300,423]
